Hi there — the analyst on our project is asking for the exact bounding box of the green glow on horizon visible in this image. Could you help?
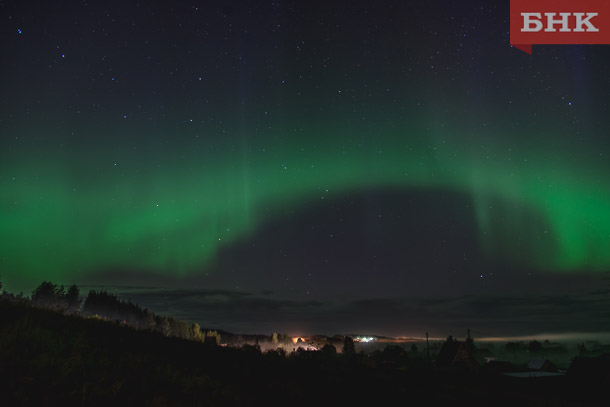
[1,117,610,288]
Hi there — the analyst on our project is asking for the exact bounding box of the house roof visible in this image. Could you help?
[505,372,564,379]
[527,358,548,370]
[436,339,462,366]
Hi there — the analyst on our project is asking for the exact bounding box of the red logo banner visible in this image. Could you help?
[510,0,610,54]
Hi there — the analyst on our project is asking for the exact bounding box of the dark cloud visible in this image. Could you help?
[83,285,610,338]
[75,190,609,339]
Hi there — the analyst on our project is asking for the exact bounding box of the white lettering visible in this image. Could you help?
[544,13,572,32]
[521,13,543,32]
[573,12,599,32]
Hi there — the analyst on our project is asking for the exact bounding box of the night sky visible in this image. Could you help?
[2,0,610,337]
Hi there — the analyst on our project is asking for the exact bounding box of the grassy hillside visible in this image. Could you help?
[0,298,605,406]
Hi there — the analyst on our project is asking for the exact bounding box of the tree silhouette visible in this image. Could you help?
[320,344,337,360]
[205,330,221,345]
[241,343,261,354]
[83,290,174,333]
[191,323,204,342]
[342,336,355,356]
[32,281,67,310]
[528,340,543,354]
[505,341,521,360]
[382,345,409,365]
[65,284,81,313]
[155,315,171,336]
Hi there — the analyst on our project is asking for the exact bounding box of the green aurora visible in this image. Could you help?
[2,112,610,290]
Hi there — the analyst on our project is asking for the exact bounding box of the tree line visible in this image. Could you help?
[1,279,220,344]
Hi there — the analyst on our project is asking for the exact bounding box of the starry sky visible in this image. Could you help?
[1,0,610,337]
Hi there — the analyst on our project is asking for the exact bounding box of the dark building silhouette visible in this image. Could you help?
[527,358,557,372]
[435,334,479,371]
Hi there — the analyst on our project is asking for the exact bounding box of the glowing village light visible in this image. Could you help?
[355,336,375,343]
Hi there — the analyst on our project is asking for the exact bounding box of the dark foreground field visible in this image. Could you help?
[0,299,606,406]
